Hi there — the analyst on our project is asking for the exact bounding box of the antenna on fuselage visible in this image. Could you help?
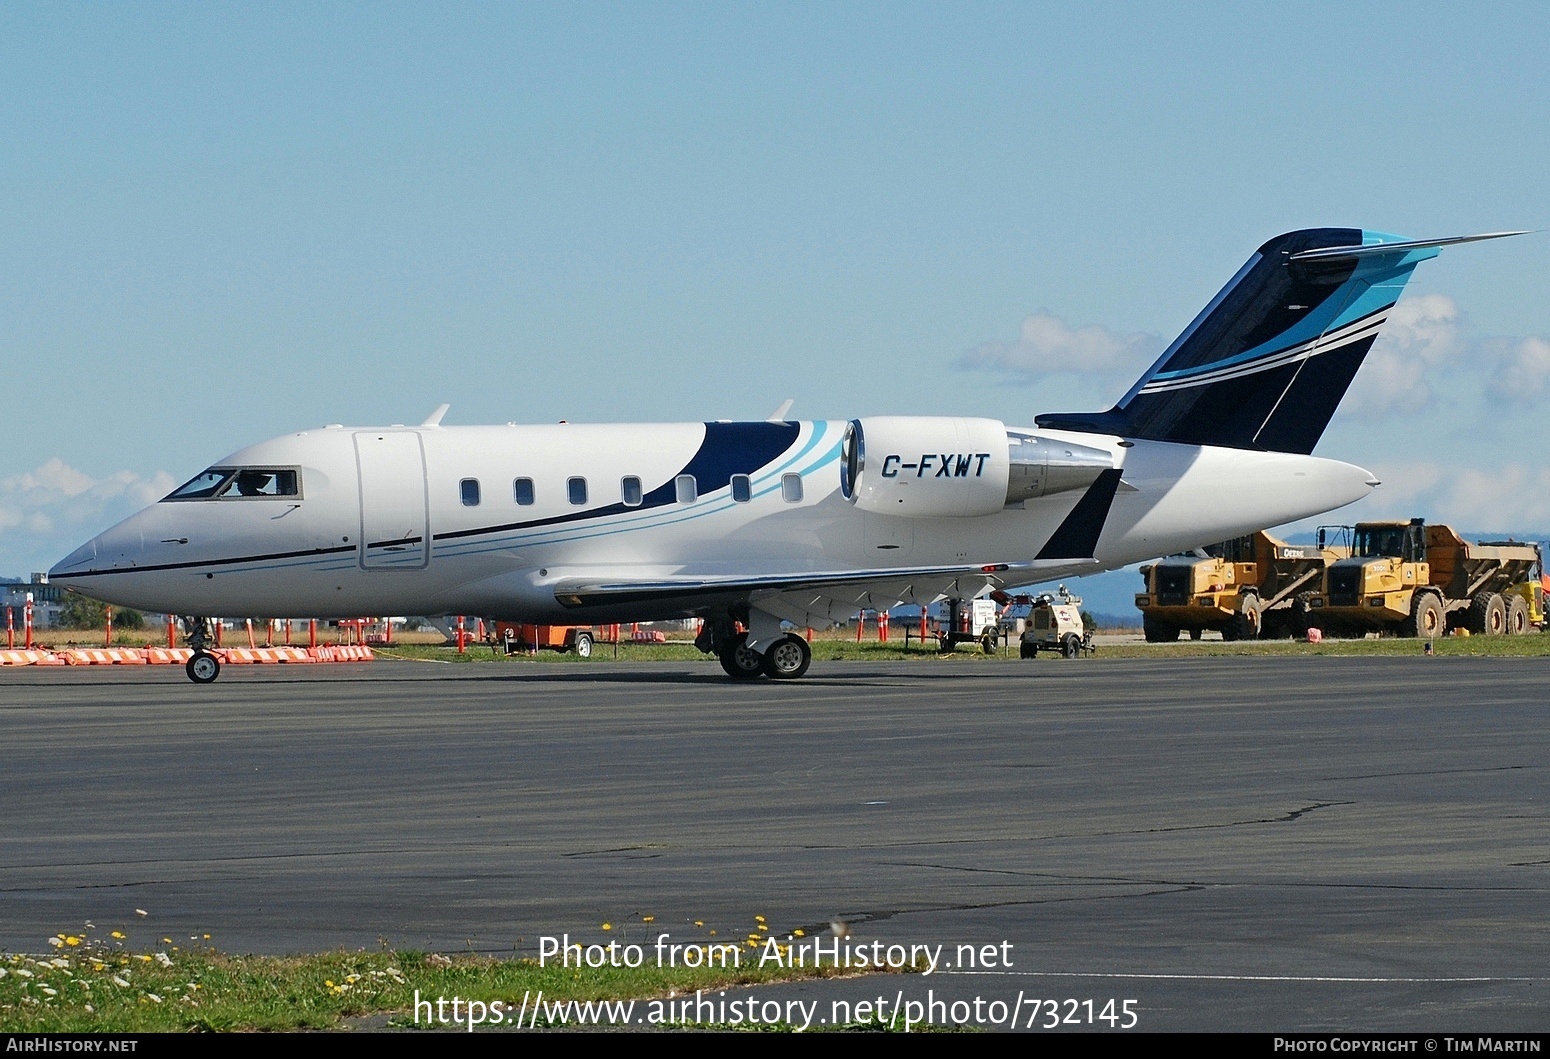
[767,399,794,422]
[421,404,451,427]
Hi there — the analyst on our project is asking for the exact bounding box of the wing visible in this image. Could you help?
[553,558,1100,625]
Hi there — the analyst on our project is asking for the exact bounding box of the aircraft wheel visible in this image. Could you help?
[572,631,594,658]
[760,634,812,680]
[186,652,221,684]
[718,632,765,680]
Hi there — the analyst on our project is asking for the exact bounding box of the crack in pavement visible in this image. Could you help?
[1321,765,1530,781]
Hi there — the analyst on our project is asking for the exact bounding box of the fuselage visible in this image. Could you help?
[50,418,1376,621]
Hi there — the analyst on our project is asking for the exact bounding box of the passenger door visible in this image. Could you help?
[354,431,430,569]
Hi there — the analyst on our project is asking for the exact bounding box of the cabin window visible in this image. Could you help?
[513,478,535,506]
[164,467,301,501]
[460,479,481,507]
[568,477,588,505]
[675,474,697,504]
[621,476,643,506]
[731,474,752,503]
[781,473,803,503]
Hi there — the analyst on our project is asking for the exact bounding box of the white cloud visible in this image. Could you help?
[1486,335,1550,404]
[1356,460,1550,534]
[958,310,1164,381]
[1340,293,1465,418]
[0,459,175,577]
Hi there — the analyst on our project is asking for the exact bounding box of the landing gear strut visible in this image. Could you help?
[183,616,221,684]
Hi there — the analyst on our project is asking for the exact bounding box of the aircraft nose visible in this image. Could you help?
[93,519,147,570]
[50,536,99,578]
[51,517,146,582]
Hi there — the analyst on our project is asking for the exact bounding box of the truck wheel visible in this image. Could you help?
[1143,616,1179,643]
[1292,593,1317,636]
[572,632,594,658]
[1506,594,1529,635]
[1403,592,1444,639]
[1232,595,1263,641]
[718,632,765,680]
[1020,642,1036,659]
[1467,592,1507,636]
[1061,633,1080,659]
[1188,627,1203,640]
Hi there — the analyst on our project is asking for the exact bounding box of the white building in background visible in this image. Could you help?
[1,574,64,629]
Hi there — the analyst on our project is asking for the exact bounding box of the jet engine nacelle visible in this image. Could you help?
[840,417,1113,518]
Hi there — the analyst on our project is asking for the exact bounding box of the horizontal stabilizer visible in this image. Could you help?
[1289,230,1530,262]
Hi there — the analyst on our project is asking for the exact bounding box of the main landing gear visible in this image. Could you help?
[699,620,813,681]
[183,616,221,684]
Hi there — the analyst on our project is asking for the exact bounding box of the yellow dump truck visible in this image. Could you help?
[1136,530,1341,642]
[1307,520,1543,637]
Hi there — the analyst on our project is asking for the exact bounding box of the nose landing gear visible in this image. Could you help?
[183,617,221,684]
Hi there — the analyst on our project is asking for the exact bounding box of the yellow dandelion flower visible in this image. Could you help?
[111,932,125,940]
[694,920,704,927]
[642,916,654,923]
[793,929,805,937]
[601,922,612,931]
[65,937,81,947]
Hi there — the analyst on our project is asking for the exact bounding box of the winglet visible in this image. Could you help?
[767,399,794,423]
[421,404,451,427]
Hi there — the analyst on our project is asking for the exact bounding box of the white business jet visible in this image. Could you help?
[51,228,1522,683]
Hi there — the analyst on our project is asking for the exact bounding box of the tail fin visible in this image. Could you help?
[1036,228,1524,454]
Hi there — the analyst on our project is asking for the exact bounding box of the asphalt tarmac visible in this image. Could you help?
[1,654,1546,1032]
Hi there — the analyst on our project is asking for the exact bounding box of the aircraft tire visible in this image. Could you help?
[760,634,812,680]
[186,652,220,684]
[718,632,765,680]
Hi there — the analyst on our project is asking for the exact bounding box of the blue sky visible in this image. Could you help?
[3,2,1548,590]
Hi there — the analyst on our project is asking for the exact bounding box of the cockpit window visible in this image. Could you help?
[164,467,301,501]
